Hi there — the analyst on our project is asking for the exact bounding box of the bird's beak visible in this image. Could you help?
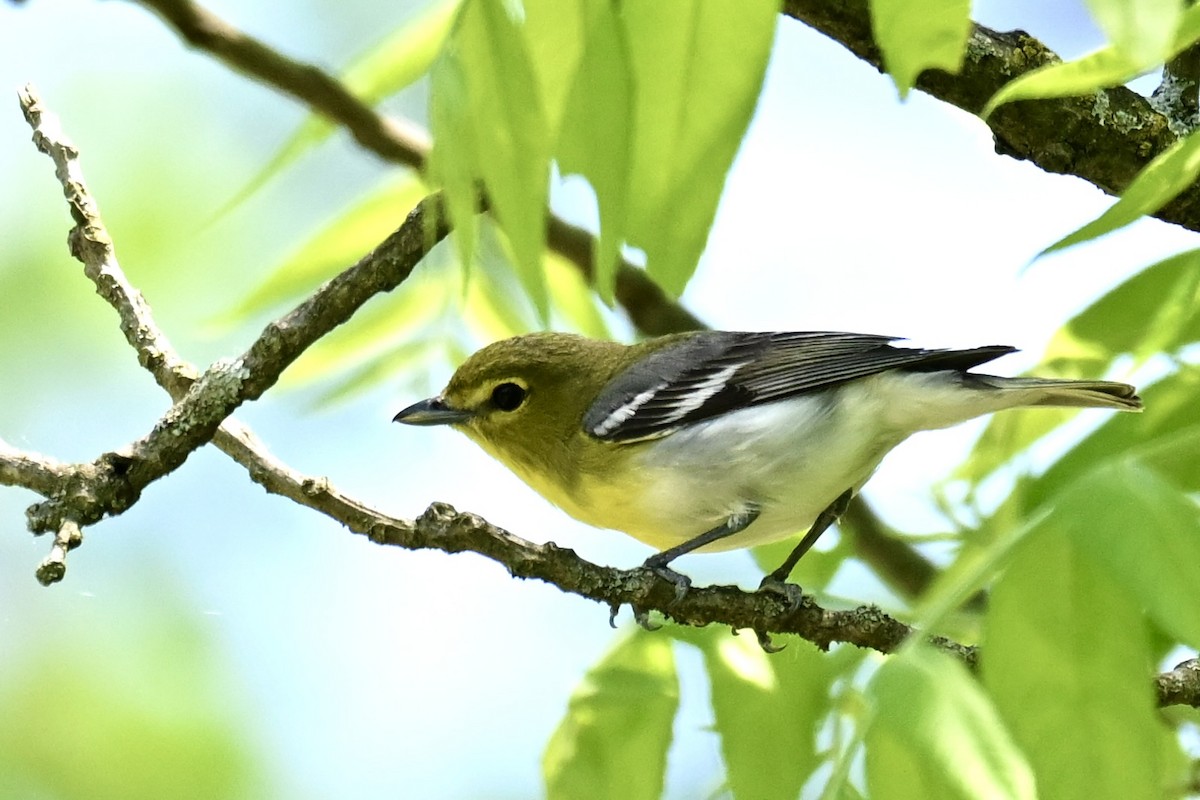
[392,396,473,426]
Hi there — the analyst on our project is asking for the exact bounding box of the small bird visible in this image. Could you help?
[393,331,1141,595]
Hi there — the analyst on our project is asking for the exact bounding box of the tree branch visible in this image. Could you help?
[781,0,1200,231]
[15,84,450,539]
[5,84,1197,711]
[117,0,945,599]
[0,437,67,498]
[4,88,961,657]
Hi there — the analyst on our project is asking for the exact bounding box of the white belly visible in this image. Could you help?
[572,383,899,550]
[566,370,1018,552]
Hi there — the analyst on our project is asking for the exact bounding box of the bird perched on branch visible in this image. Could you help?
[394,330,1141,597]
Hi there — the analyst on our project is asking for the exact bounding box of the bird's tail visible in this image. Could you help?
[970,375,1143,412]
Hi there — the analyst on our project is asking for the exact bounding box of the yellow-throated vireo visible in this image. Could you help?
[393,331,1141,595]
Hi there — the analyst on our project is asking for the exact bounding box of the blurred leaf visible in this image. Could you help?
[952,352,1122,489]
[675,627,833,799]
[865,645,1035,800]
[0,593,267,800]
[1061,246,1200,358]
[622,0,778,295]
[523,0,590,135]
[557,3,634,304]
[308,337,441,407]
[466,218,611,340]
[983,47,1141,118]
[1051,453,1200,648]
[428,48,482,271]
[751,528,852,592]
[1086,0,1183,67]
[1042,127,1200,256]
[234,0,457,201]
[465,225,544,339]
[283,266,448,387]
[429,0,551,319]
[983,520,1163,800]
[956,249,1200,489]
[869,0,972,98]
[225,174,429,322]
[543,631,678,800]
[983,2,1200,116]
[1023,369,1200,508]
[545,250,612,340]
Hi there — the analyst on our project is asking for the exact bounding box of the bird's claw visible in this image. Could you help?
[633,607,661,631]
[648,565,692,603]
[755,629,786,653]
[757,574,805,612]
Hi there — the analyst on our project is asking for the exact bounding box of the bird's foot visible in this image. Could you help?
[641,557,692,603]
[633,607,661,631]
[757,574,805,612]
[755,628,786,653]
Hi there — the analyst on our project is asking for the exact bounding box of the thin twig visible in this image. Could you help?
[17,84,451,540]
[6,87,1197,709]
[120,0,937,596]
[0,436,68,498]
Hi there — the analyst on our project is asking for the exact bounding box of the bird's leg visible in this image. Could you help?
[642,506,761,602]
[758,488,854,607]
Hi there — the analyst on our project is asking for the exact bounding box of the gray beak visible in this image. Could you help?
[392,396,473,426]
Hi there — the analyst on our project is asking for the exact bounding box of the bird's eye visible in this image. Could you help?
[491,382,527,412]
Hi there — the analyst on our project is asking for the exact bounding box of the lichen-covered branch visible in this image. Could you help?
[16,85,451,542]
[0,436,68,498]
[781,0,1200,231]
[5,87,1198,710]
[122,0,938,594]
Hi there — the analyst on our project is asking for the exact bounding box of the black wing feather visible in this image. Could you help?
[583,331,1015,443]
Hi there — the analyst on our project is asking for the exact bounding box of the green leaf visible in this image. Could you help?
[283,269,448,387]
[955,250,1200,489]
[544,250,612,340]
[622,0,778,295]
[865,645,1035,800]
[679,628,832,799]
[1023,370,1200,508]
[983,522,1164,800]
[224,174,429,322]
[428,50,482,270]
[983,2,1200,116]
[429,0,552,319]
[306,337,440,407]
[557,3,634,304]
[751,528,852,592]
[522,0,590,136]
[1086,0,1183,68]
[982,47,1142,119]
[1061,246,1200,357]
[543,631,678,800]
[1042,127,1200,255]
[1052,456,1200,648]
[951,351,1120,490]
[232,0,456,203]
[869,0,972,98]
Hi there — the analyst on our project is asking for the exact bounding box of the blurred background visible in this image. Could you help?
[1,1,1195,797]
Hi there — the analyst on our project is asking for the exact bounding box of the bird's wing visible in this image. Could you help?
[583,331,1015,443]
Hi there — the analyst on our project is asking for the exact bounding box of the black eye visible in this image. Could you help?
[491,382,527,412]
